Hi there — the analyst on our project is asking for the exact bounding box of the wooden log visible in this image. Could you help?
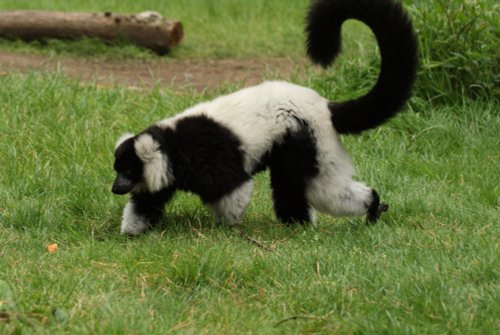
[0,10,183,55]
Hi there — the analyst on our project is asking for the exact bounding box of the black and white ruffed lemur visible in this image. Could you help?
[112,0,418,235]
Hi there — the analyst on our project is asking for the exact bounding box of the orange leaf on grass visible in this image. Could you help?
[47,244,58,253]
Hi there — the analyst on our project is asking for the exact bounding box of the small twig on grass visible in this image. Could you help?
[274,314,328,327]
[191,227,207,239]
[231,226,274,252]
[478,223,492,233]
[315,261,321,278]
[0,312,38,327]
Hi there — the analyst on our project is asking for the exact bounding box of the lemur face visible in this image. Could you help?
[112,132,172,195]
[112,136,143,195]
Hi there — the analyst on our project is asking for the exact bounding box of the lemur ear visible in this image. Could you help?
[115,133,135,150]
[134,133,172,192]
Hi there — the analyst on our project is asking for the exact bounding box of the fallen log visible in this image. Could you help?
[0,10,183,55]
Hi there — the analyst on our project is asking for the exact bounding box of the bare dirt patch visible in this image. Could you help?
[0,51,311,91]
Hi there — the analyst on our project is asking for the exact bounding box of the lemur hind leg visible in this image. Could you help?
[270,164,316,224]
[209,179,254,225]
[269,128,319,224]
[307,176,388,224]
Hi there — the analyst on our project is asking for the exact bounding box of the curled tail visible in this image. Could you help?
[306,0,418,134]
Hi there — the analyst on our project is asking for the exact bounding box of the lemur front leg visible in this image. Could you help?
[120,188,175,235]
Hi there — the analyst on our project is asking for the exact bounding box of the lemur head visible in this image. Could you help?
[112,131,172,195]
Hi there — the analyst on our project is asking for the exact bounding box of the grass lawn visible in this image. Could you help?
[1,0,499,334]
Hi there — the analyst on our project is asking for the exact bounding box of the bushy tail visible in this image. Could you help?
[306,0,418,134]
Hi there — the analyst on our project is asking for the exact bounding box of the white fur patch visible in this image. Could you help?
[121,202,149,235]
[115,133,135,150]
[134,133,173,192]
[156,81,332,174]
[209,180,254,225]
[309,207,317,225]
[307,178,372,217]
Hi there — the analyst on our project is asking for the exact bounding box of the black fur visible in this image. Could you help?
[306,0,418,134]
[269,127,319,223]
[366,190,389,224]
[161,116,250,204]
[112,137,143,194]
[126,115,250,205]
[130,188,176,224]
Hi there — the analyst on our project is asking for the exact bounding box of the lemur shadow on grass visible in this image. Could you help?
[102,205,391,254]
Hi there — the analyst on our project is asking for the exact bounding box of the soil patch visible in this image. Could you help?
[0,51,311,91]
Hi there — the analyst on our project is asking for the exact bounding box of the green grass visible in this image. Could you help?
[407,0,500,101]
[0,73,498,334]
[1,0,500,334]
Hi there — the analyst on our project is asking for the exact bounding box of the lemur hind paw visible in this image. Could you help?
[366,190,389,224]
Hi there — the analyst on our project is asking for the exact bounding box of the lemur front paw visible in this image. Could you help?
[120,202,150,236]
[120,217,149,236]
